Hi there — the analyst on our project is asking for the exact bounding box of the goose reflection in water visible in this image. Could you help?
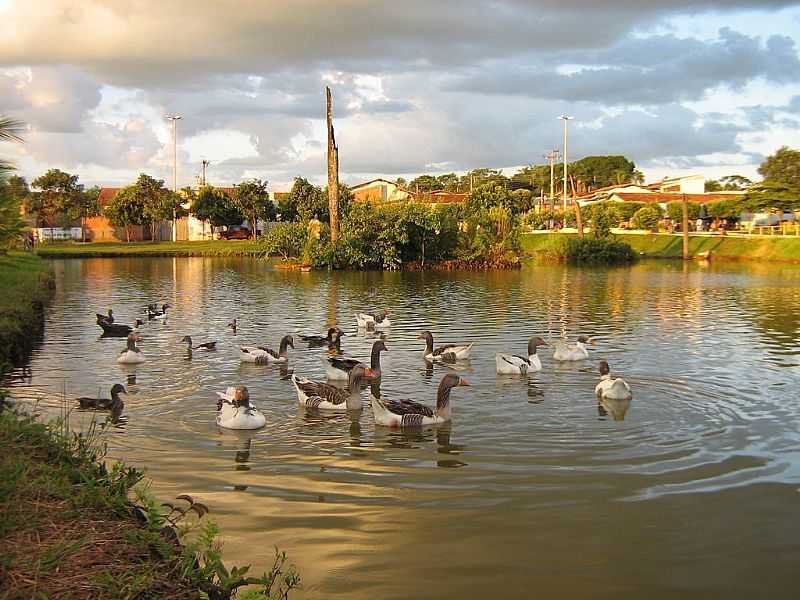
[216,429,257,472]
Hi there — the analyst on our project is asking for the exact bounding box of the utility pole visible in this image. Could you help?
[326,87,339,244]
[201,159,210,187]
[559,115,573,213]
[682,193,689,259]
[165,114,182,242]
[545,150,560,209]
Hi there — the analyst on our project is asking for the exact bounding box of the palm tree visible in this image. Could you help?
[0,116,25,175]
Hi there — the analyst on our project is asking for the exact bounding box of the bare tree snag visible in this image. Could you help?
[326,86,339,244]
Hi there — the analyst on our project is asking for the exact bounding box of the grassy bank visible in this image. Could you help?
[36,240,261,258]
[522,232,800,263]
[0,252,52,375]
[0,407,299,599]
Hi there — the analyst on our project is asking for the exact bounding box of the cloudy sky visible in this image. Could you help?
[1,0,799,191]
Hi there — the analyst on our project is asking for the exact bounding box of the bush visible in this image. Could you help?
[588,203,623,238]
[257,222,307,260]
[666,201,700,222]
[524,208,555,230]
[630,204,663,230]
[564,237,636,265]
[707,198,745,220]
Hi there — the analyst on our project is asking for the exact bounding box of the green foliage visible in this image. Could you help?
[192,186,243,231]
[280,177,326,222]
[0,179,26,250]
[104,173,178,242]
[630,204,663,230]
[707,198,746,219]
[30,168,92,227]
[104,187,147,242]
[742,182,800,213]
[455,205,520,265]
[257,222,308,260]
[523,208,555,230]
[758,146,800,189]
[588,203,622,239]
[705,175,752,192]
[466,183,513,213]
[0,116,25,175]
[666,201,700,222]
[563,237,636,265]
[231,179,274,238]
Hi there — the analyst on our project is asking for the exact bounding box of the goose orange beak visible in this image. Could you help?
[458,377,471,387]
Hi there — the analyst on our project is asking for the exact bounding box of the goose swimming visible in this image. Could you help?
[325,340,387,380]
[291,364,369,411]
[240,335,294,364]
[553,335,592,361]
[98,317,144,337]
[180,335,217,351]
[117,333,145,364]
[356,309,391,330]
[300,327,343,349]
[95,309,114,324]
[495,336,548,374]
[371,373,470,427]
[418,330,472,362]
[215,386,266,430]
[76,383,126,411]
[147,303,171,320]
[228,318,237,333]
[594,360,632,401]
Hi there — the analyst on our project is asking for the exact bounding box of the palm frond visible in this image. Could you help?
[0,116,25,143]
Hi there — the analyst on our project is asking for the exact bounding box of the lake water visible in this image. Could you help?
[7,257,800,599]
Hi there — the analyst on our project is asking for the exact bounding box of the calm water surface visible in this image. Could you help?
[8,257,800,599]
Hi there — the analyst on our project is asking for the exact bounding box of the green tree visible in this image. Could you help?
[706,175,752,192]
[231,179,275,239]
[742,182,800,213]
[466,183,512,213]
[0,179,25,251]
[280,177,326,222]
[0,116,25,176]
[119,173,181,241]
[104,186,147,242]
[30,168,85,227]
[666,201,700,222]
[408,174,440,193]
[192,186,242,235]
[758,147,800,189]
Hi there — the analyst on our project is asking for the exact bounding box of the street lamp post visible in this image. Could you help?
[165,114,182,242]
[544,149,560,210]
[558,114,573,213]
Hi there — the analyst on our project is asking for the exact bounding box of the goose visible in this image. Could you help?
[553,335,592,361]
[147,303,171,320]
[325,340,387,380]
[418,330,472,362]
[98,317,144,337]
[291,364,369,411]
[180,335,217,351]
[300,327,343,349]
[228,318,238,333]
[595,360,632,401]
[371,373,470,427]
[76,383,126,411]
[95,309,114,324]
[215,386,266,430]
[495,336,548,374]
[117,333,146,364]
[356,309,391,330]
[240,335,294,364]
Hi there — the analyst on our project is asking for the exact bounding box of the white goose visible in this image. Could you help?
[552,335,592,361]
[418,330,472,362]
[356,309,392,330]
[291,364,368,411]
[371,373,470,427]
[594,360,632,401]
[117,333,146,364]
[495,336,548,374]
[215,386,266,429]
[240,335,294,364]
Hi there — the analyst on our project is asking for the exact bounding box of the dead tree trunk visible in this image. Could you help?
[326,86,339,244]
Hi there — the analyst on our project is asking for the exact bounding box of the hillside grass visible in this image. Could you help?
[0,252,52,375]
[36,240,261,258]
[522,232,800,262]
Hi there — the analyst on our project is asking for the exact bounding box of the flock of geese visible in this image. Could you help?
[89,307,633,429]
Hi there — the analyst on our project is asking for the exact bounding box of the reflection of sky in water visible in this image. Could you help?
[8,257,800,599]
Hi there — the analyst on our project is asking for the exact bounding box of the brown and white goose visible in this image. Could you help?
[240,335,294,364]
[324,340,386,380]
[418,330,472,362]
[291,364,369,411]
[371,373,470,427]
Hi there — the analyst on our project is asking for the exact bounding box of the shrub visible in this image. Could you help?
[707,198,745,220]
[588,203,623,238]
[666,201,700,222]
[257,222,307,260]
[523,208,555,230]
[630,204,663,230]
[564,237,636,265]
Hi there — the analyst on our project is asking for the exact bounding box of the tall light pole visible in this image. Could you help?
[559,114,573,213]
[165,114,182,242]
[201,159,211,187]
[545,149,560,209]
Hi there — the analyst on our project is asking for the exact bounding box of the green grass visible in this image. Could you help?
[522,232,800,262]
[36,239,261,258]
[0,252,52,375]
[0,406,299,599]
